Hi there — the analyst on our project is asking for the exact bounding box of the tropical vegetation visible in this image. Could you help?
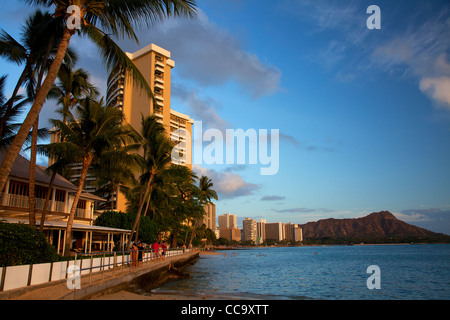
[0,221,62,267]
[0,0,214,259]
[0,0,197,201]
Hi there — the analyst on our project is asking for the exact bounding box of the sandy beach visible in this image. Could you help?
[199,251,223,255]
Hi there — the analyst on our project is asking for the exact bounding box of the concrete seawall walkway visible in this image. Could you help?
[0,251,199,300]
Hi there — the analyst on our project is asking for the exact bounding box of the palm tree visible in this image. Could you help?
[36,153,73,233]
[0,10,77,227]
[128,115,174,248]
[188,175,218,245]
[47,97,138,255]
[54,64,99,123]
[0,75,48,150]
[92,143,142,210]
[162,164,203,247]
[0,10,62,139]
[0,0,197,208]
[198,175,218,204]
[0,76,33,149]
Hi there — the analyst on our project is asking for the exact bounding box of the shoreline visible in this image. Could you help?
[91,290,212,300]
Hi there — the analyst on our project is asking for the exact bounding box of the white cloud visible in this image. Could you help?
[116,10,281,98]
[193,165,259,199]
[394,208,450,235]
[370,9,450,109]
[420,77,450,110]
[172,84,231,132]
[392,212,429,222]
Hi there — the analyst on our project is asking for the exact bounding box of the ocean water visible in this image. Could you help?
[150,244,450,300]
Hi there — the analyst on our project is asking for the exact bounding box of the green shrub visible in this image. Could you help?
[0,222,62,267]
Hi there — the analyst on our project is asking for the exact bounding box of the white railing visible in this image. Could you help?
[3,193,66,213]
[0,249,195,292]
[75,208,87,218]
[6,194,29,209]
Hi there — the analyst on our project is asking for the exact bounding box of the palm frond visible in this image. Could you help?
[82,23,154,99]
[0,29,28,65]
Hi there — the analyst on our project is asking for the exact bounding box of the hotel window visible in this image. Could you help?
[76,200,87,218]
[55,189,66,203]
[35,185,50,200]
[9,180,29,196]
[77,200,86,209]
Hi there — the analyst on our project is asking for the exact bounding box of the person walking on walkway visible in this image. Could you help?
[152,241,159,261]
[137,242,144,266]
[131,243,138,267]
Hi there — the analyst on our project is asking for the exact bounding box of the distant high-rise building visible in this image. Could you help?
[218,213,237,230]
[219,228,241,242]
[199,202,216,231]
[284,223,303,242]
[265,222,284,241]
[256,219,266,244]
[242,218,257,243]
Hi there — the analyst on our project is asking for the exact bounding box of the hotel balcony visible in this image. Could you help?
[155,60,165,69]
[155,65,165,73]
[154,75,164,84]
[154,82,164,90]
[155,93,164,102]
[0,193,89,221]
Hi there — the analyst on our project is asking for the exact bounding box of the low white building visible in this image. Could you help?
[0,151,131,255]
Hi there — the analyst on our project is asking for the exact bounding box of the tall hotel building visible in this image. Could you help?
[218,213,241,242]
[264,222,303,243]
[54,44,194,212]
[256,219,266,244]
[107,43,193,168]
[242,218,257,243]
[218,213,237,229]
[108,44,194,212]
[284,223,303,242]
[198,202,216,231]
[265,222,284,242]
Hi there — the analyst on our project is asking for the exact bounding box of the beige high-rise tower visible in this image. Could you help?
[51,44,195,212]
[242,218,257,243]
[107,44,193,166]
[109,44,194,211]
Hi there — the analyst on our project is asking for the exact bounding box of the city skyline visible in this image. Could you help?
[1,0,449,235]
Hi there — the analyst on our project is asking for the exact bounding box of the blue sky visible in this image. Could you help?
[1,0,450,234]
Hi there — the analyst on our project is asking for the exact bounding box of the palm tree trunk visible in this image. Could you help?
[143,184,154,217]
[28,117,39,228]
[127,172,154,250]
[64,154,92,256]
[0,28,73,203]
[189,222,197,247]
[134,182,155,244]
[171,229,178,248]
[39,170,56,233]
